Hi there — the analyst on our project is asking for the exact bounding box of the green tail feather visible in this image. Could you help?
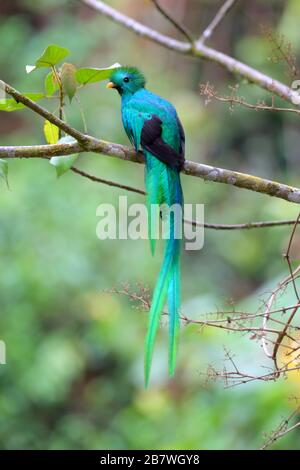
[144,153,183,385]
[145,157,161,256]
[168,253,181,377]
[144,238,175,386]
[166,169,182,378]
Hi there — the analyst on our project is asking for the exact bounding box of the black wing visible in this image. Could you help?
[141,115,185,171]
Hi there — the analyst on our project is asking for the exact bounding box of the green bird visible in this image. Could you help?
[107,67,185,385]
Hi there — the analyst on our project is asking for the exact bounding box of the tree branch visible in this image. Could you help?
[0,140,140,162]
[199,0,238,44]
[2,141,300,204]
[81,0,300,107]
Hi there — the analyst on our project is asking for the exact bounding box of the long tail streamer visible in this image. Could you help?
[144,153,183,386]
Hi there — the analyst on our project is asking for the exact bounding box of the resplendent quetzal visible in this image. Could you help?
[107,67,185,385]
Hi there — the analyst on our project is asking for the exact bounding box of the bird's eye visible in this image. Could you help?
[123,77,129,83]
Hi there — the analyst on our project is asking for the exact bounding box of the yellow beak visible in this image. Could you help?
[106,81,116,89]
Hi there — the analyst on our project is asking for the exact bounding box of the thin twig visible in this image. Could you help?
[200,82,300,116]
[187,219,300,230]
[262,265,300,360]
[199,0,238,44]
[262,25,300,80]
[70,166,145,195]
[219,365,300,388]
[283,212,300,302]
[151,0,194,44]
[52,65,64,139]
[111,284,293,337]
[261,407,300,450]
[262,420,300,449]
[272,301,300,372]
[265,214,300,372]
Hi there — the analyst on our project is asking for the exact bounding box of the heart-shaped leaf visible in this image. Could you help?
[50,136,78,177]
[26,44,70,73]
[75,63,121,85]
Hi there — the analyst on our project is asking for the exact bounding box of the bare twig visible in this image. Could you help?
[200,82,300,116]
[262,25,300,80]
[262,420,300,449]
[283,212,300,302]
[262,265,300,360]
[199,0,238,44]
[70,166,146,195]
[187,219,300,230]
[151,0,194,44]
[214,364,300,388]
[272,300,300,372]
[261,407,300,450]
[112,286,283,337]
[268,215,300,371]
[261,214,300,373]
[261,256,300,373]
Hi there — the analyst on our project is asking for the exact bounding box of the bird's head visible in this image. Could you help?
[106,66,146,96]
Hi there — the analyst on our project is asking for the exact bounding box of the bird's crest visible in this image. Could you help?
[110,66,146,88]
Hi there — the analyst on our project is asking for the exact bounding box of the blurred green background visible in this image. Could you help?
[1,0,300,450]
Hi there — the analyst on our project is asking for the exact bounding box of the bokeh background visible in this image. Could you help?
[0,0,300,450]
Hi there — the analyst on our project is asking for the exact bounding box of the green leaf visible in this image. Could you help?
[60,63,77,102]
[50,136,78,177]
[0,93,44,112]
[44,120,59,144]
[0,159,9,188]
[75,62,121,85]
[44,71,60,96]
[26,44,70,72]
